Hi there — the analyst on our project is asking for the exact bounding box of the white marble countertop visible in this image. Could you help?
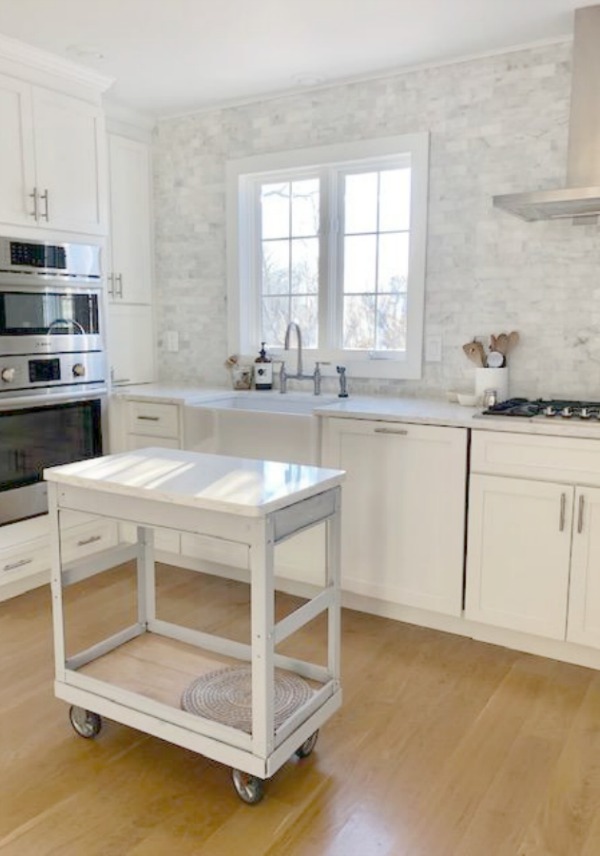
[112,384,600,440]
[44,447,345,517]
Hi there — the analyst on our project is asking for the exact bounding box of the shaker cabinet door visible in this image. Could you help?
[465,475,572,640]
[0,73,35,227]
[567,486,600,648]
[32,87,107,235]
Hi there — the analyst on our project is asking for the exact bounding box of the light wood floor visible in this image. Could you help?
[1,563,600,856]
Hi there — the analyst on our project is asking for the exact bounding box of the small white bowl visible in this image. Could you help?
[457,392,479,406]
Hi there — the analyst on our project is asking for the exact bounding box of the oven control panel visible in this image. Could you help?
[0,352,105,394]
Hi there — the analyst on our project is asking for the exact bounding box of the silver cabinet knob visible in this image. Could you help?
[1,368,15,382]
[72,363,85,377]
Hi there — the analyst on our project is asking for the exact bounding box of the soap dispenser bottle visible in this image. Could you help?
[254,342,273,390]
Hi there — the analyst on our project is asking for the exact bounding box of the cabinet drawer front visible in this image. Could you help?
[119,522,180,553]
[126,401,179,438]
[0,539,49,579]
[61,520,118,563]
[472,430,600,485]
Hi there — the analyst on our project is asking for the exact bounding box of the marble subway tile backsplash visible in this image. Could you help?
[153,41,600,400]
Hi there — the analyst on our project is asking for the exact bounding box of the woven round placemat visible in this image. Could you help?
[181,666,313,733]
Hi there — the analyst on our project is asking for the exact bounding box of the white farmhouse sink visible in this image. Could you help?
[183,393,337,465]
[195,392,338,415]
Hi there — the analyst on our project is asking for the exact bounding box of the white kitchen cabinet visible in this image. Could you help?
[107,134,153,303]
[108,304,156,387]
[121,398,181,452]
[466,430,600,648]
[0,76,107,235]
[567,486,600,648]
[0,73,35,227]
[321,418,467,616]
[465,475,573,639]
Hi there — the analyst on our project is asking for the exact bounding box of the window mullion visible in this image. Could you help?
[317,167,330,350]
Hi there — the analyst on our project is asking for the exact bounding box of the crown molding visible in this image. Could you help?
[0,32,114,92]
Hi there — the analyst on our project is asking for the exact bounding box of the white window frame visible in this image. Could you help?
[226,133,429,379]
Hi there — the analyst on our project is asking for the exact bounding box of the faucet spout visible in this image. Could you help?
[284,322,303,377]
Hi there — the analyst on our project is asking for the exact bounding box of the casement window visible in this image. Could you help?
[227,133,429,379]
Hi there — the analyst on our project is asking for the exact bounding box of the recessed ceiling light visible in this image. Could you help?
[66,44,105,60]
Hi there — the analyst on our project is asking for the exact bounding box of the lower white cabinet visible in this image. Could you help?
[0,514,119,601]
[119,399,182,452]
[466,431,600,648]
[321,418,468,616]
[465,475,572,639]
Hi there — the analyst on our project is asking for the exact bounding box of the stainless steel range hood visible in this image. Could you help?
[494,5,600,223]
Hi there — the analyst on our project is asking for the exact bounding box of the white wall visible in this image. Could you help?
[153,41,600,400]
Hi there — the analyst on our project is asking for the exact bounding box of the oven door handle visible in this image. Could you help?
[48,318,86,335]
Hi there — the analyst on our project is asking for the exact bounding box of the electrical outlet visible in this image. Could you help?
[425,334,442,362]
[165,330,179,353]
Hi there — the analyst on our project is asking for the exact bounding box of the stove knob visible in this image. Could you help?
[72,363,85,377]
[581,408,591,419]
[562,406,573,418]
[0,368,15,383]
[544,406,556,417]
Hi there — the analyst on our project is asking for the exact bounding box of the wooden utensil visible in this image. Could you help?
[462,339,486,367]
[491,333,509,356]
[506,331,520,352]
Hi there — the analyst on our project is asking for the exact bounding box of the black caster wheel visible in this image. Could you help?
[69,705,102,739]
[295,730,319,758]
[231,769,265,804]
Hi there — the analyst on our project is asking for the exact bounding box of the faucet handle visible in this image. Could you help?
[314,361,331,374]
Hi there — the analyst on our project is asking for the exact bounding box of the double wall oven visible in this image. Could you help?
[0,237,106,526]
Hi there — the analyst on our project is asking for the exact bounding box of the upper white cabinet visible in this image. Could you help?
[107,134,153,303]
[322,418,468,616]
[0,74,107,235]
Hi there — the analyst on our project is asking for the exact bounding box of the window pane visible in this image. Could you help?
[378,233,409,293]
[345,172,378,234]
[291,237,318,294]
[376,293,407,351]
[262,240,289,295]
[261,183,290,239]
[343,295,375,350]
[379,168,411,232]
[291,179,319,236]
[262,296,289,346]
[290,296,318,347]
[343,235,377,294]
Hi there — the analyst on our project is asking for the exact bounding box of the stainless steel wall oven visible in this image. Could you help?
[0,236,107,525]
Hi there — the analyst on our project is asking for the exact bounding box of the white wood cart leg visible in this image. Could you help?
[48,483,66,683]
[136,525,155,626]
[327,487,342,687]
[249,516,275,767]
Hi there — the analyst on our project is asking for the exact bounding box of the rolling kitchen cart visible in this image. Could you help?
[45,447,344,803]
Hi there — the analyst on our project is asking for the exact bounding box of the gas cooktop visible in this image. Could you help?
[480,398,600,420]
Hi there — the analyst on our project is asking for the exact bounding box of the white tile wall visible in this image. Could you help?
[153,41,600,400]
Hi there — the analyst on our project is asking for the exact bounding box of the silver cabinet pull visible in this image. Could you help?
[374,427,408,435]
[578,494,585,534]
[77,534,101,547]
[559,492,567,532]
[3,557,33,572]
[137,415,160,421]
[39,189,49,221]
[112,378,131,385]
[115,273,123,298]
[29,187,38,220]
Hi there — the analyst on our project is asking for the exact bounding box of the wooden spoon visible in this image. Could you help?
[506,331,520,352]
[493,333,510,356]
[462,339,486,368]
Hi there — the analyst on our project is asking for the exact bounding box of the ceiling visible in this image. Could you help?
[0,0,592,118]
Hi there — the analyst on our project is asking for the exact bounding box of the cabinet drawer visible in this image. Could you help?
[181,533,249,571]
[61,520,119,563]
[472,430,600,486]
[126,434,180,451]
[0,538,49,579]
[119,522,180,553]
[126,401,179,439]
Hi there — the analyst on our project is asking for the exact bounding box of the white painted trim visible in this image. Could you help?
[158,36,571,121]
[227,133,429,380]
[0,32,114,92]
